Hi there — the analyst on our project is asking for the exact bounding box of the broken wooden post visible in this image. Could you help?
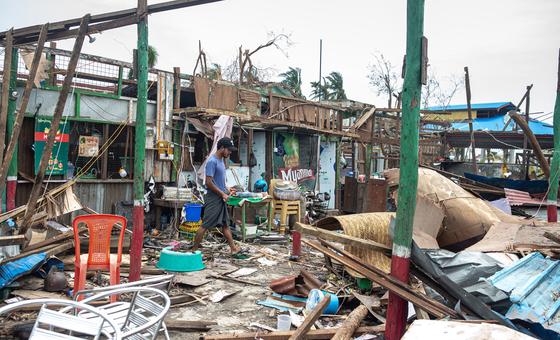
[288,295,330,340]
[0,24,48,207]
[548,48,560,222]
[4,31,23,212]
[20,17,90,235]
[509,111,550,178]
[523,84,533,179]
[464,67,478,173]
[386,0,424,339]
[0,29,13,187]
[331,305,369,340]
[130,0,149,282]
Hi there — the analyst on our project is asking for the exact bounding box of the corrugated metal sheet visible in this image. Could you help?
[488,252,560,333]
[504,188,556,207]
[427,102,515,111]
[450,115,553,134]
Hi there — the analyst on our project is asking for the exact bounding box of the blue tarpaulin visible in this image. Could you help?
[0,253,47,289]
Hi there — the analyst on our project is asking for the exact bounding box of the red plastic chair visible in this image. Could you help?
[73,214,127,302]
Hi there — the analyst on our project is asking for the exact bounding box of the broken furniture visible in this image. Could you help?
[269,179,301,232]
[342,176,387,213]
[0,298,123,339]
[73,214,127,301]
[64,286,171,340]
[74,274,175,339]
[227,195,273,242]
[153,198,191,230]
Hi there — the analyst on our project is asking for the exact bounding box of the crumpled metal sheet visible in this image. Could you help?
[269,269,322,298]
[488,252,560,334]
[425,249,511,309]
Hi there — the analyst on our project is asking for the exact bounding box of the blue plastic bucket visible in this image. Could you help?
[306,289,339,314]
[184,203,203,222]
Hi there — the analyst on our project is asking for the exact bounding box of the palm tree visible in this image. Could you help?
[310,80,329,100]
[147,45,159,68]
[128,45,159,79]
[279,67,303,97]
[325,72,347,101]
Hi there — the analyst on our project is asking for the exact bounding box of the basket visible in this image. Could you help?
[179,220,202,233]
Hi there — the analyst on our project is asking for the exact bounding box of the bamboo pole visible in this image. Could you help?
[20,17,90,235]
[386,1,424,339]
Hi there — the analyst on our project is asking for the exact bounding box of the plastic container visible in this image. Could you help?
[277,314,291,331]
[156,247,205,272]
[356,277,372,290]
[184,203,203,222]
[306,289,339,314]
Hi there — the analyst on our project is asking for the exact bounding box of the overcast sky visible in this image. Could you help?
[2,0,559,119]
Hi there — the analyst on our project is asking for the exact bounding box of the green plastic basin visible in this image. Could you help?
[156,247,205,272]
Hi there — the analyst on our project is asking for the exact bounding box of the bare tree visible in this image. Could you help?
[234,32,292,85]
[367,53,401,108]
[421,71,462,111]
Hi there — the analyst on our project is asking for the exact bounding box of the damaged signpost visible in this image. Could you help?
[386,0,424,339]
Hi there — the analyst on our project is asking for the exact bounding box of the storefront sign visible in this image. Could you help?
[34,118,70,176]
[78,135,99,157]
[279,168,315,183]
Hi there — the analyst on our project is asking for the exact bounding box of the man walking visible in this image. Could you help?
[192,137,240,254]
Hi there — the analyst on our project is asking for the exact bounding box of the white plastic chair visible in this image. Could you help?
[0,299,122,340]
[73,274,174,339]
[64,286,171,340]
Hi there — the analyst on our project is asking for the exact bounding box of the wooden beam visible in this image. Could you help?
[23,226,87,252]
[0,235,26,246]
[509,111,550,178]
[20,15,91,235]
[203,326,385,340]
[1,0,224,45]
[288,295,331,340]
[0,29,13,170]
[305,239,456,319]
[294,222,390,251]
[464,67,478,173]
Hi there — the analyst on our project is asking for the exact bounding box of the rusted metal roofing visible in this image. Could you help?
[269,270,322,298]
[504,188,556,207]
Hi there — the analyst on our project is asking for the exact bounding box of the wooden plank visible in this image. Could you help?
[0,235,26,246]
[20,15,91,234]
[24,226,86,252]
[164,318,217,331]
[294,222,390,251]
[2,0,225,45]
[305,239,456,319]
[0,25,40,197]
[203,326,385,340]
[288,296,330,340]
[0,29,13,170]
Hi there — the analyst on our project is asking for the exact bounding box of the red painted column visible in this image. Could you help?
[386,253,411,339]
[6,177,16,211]
[291,230,301,257]
[548,204,558,223]
[129,203,145,280]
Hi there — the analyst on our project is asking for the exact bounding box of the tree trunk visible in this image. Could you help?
[331,305,369,340]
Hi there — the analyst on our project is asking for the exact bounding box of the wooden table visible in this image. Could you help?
[227,197,273,242]
[153,198,191,229]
